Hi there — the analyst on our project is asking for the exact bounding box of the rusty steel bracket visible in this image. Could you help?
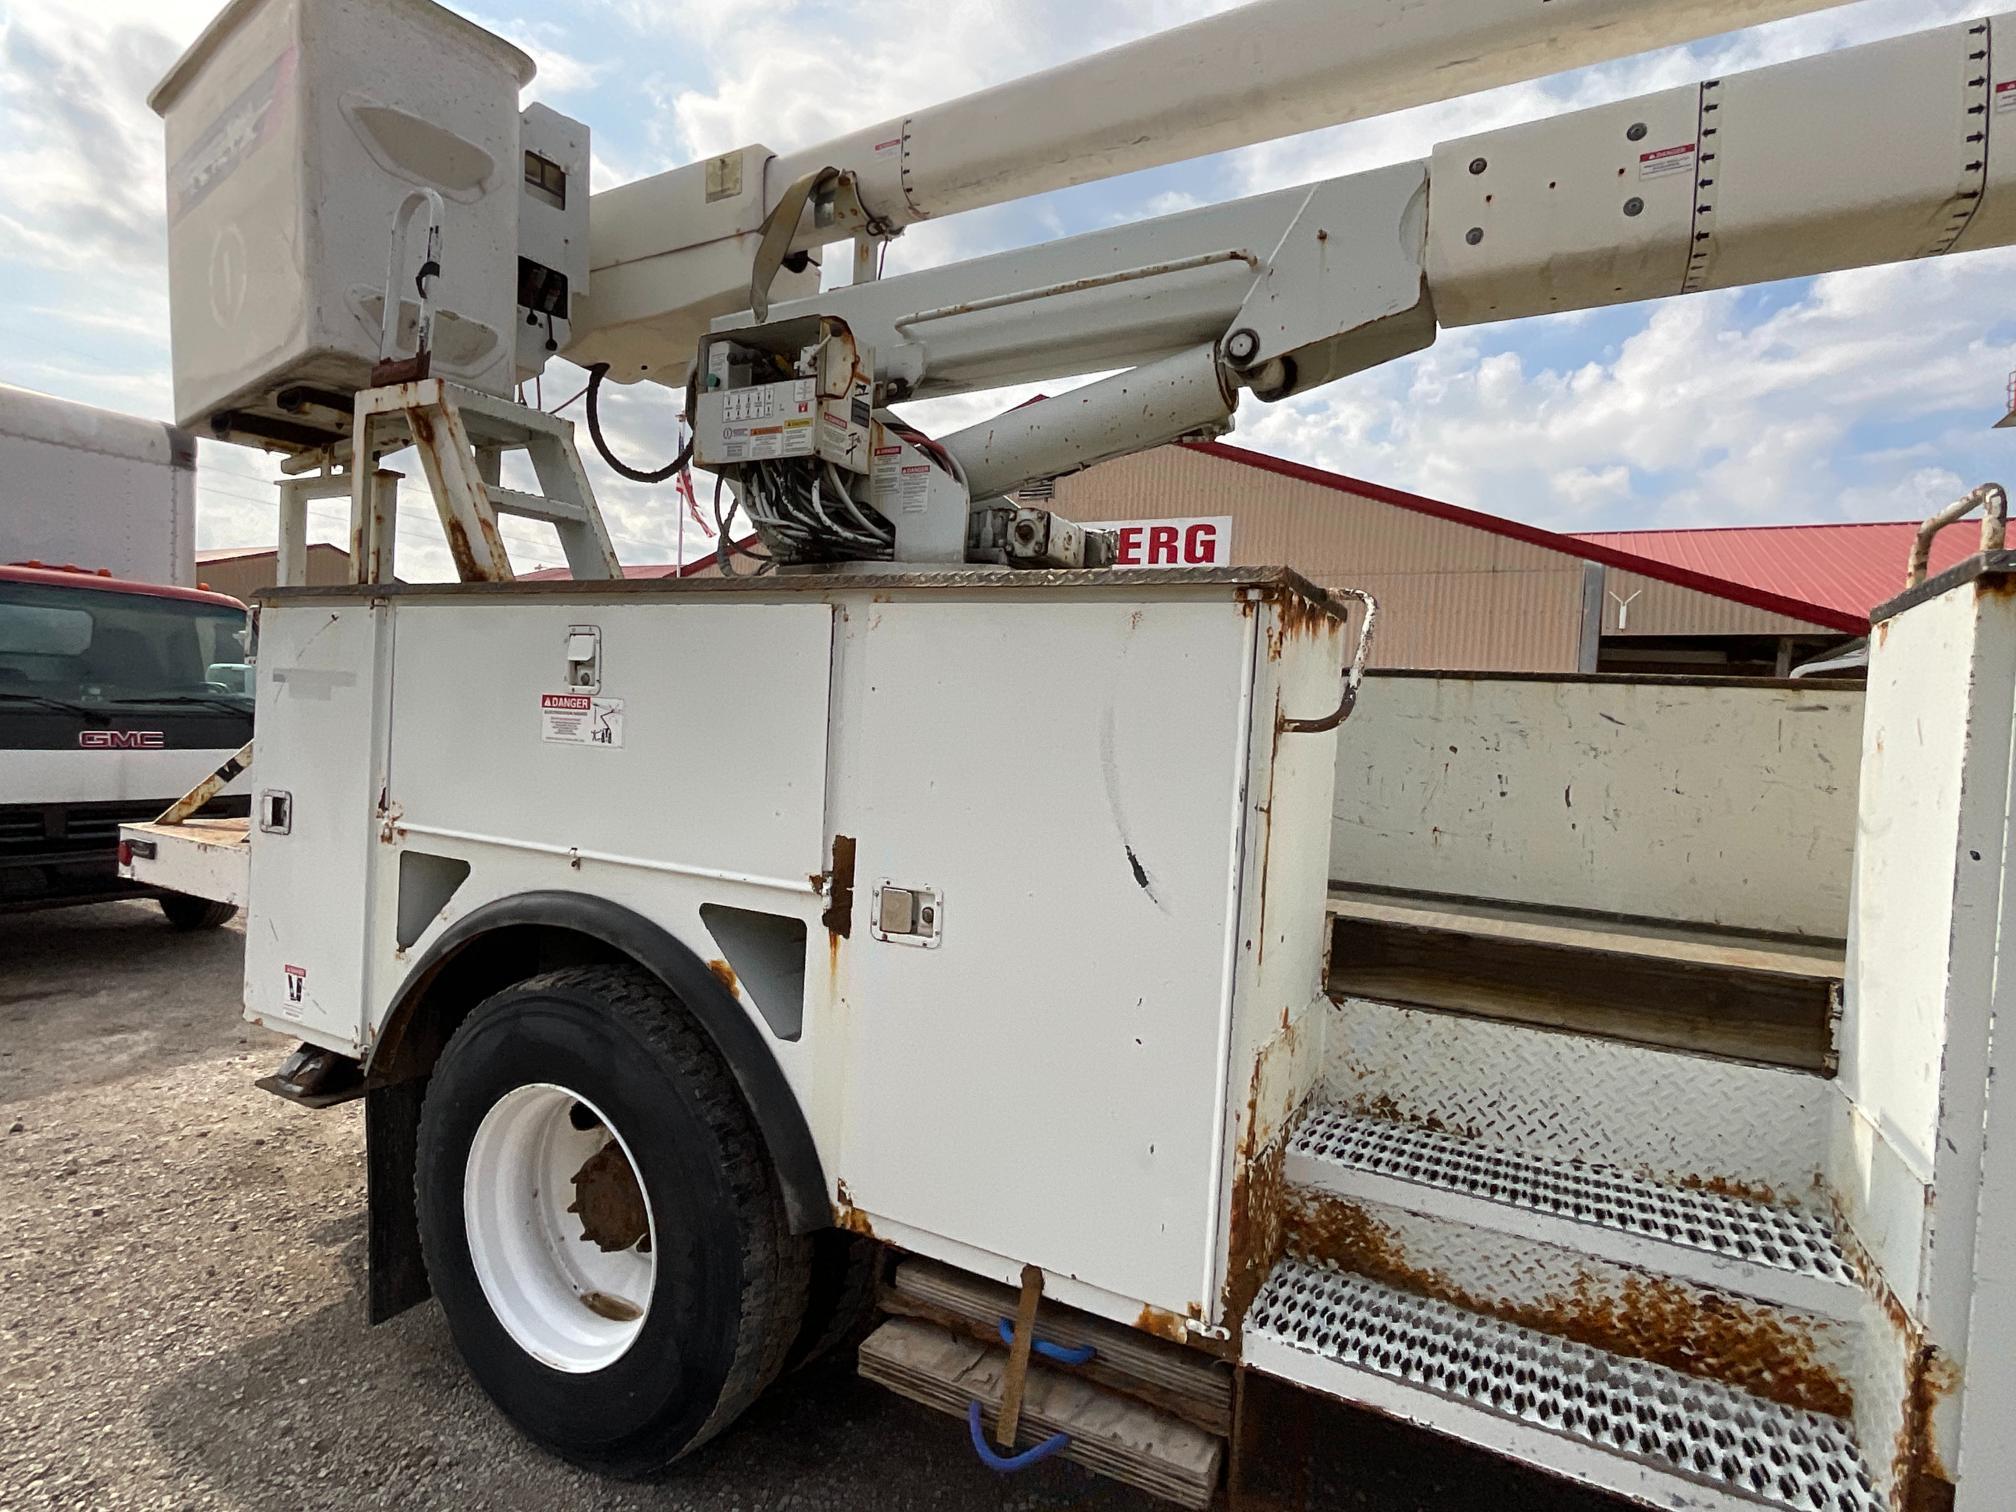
[1278,588,1379,735]
[1908,482,2008,588]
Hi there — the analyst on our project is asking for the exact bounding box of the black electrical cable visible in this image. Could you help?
[583,362,692,483]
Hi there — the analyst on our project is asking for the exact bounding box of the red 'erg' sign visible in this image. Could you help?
[1085,516,1234,568]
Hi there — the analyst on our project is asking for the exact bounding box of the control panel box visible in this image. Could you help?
[515,102,589,382]
[693,321,874,473]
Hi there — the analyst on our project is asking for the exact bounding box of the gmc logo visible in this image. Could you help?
[79,731,166,750]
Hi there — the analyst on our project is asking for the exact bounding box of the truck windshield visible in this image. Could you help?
[0,580,251,711]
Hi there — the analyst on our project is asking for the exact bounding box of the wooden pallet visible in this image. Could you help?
[860,1317,1223,1509]
[884,1258,1234,1435]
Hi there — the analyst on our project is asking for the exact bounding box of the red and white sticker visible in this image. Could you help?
[1997,80,2016,113]
[281,963,307,1018]
[540,692,625,748]
[1083,516,1234,568]
[1638,142,1697,180]
[874,455,936,516]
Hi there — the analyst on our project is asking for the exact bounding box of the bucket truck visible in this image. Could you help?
[123,0,2016,1506]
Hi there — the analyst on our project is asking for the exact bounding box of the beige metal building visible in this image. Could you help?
[1047,441,1866,676]
[195,542,355,600]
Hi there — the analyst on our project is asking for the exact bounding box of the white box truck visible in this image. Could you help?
[0,383,199,586]
[1,385,251,921]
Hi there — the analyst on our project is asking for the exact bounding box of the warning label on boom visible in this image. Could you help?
[1638,143,1697,180]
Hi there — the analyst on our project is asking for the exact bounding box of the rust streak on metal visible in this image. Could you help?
[822,834,857,939]
[1675,1169,1783,1208]
[1835,1214,1953,1501]
[707,958,740,996]
[440,514,480,582]
[1893,1341,1959,1507]
[1266,586,1341,662]
[1135,1304,1192,1344]
[1219,1016,1304,1332]
[1221,1134,1287,1333]
[1255,691,1281,969]
[833,1177,875,1237]
[580,1290,643,1322]
[567,1141,651,1253]
[1285,1190,1853,1418]
[475,512,512,577]
[1350,1090,1458,1138]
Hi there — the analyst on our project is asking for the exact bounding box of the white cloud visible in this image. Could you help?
[0,3,211,275]
[609,0,1242,163]
[1232,248,2016,532]
[467,12,605,97]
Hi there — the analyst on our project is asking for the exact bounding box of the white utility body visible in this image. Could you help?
[242,567,1342,1338]
[126,0,2016,1507]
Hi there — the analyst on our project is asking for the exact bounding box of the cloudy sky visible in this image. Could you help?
[2,0,2010,579]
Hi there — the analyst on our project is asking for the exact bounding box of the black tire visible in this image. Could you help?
[158,893,238,930]
[415,964,810,1476]
[784,1229,882,1373]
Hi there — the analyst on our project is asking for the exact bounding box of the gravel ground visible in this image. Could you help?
[0,899,1620,1511]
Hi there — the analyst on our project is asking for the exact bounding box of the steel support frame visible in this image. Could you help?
[348,379,623,585]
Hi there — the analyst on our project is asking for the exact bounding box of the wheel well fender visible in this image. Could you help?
[371,889,829,1237]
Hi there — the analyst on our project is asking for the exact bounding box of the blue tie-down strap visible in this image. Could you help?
[966,1399,1072,1472]
[995,1317,1097,1367]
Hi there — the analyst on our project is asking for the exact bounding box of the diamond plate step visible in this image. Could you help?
[1245,1259,1881,1512]
[1287,1106,1859,1320]
[1323,994,1832,1200]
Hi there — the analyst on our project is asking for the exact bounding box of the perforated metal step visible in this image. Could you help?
[1247,1260,1880,1512]
[1290,1105,1855,1287]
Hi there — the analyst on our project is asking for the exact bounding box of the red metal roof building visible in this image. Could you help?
[1573,522,1977,626]
[522,439,1967,678]
[1044,440,1904,676]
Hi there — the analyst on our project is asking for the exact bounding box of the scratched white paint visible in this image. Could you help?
[1833,575,2016,1487]
[1330,672,1864,937]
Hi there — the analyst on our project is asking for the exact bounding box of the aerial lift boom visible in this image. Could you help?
[565,9,2015,568]
[573,0,1862,384]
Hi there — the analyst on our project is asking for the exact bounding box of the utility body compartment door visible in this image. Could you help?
[381,600,835,890]
[830,595,1255,1322]
[244,603,387,1050]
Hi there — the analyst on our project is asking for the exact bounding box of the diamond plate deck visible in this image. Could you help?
[1291,1106,1856,1288]
[1247,1259,1881,1512]
[1324,995,1831,1199]
[1280,1190,1861,1417]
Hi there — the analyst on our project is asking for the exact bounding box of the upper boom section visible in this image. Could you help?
[777,0,1855,232]
[572,0,1858,380]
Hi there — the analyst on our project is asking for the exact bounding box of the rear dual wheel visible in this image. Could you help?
[416,965,810,1475]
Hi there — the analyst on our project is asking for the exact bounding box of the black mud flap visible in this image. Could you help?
[366,1078,433,1325]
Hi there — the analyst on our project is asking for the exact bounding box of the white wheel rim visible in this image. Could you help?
[463,1082,657,1373]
